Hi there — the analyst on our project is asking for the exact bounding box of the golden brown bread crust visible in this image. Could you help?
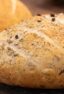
[0,13,64,88]
[0,0,32,31]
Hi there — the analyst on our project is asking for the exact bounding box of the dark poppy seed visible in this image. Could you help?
[37,13,41,16]
[52,17,55,22]
[50,13,55,17]
[15,35,19,39]
[37,20,41,22]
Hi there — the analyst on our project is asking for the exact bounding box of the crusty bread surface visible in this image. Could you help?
[0,13,64,88]
[0,0,32,31]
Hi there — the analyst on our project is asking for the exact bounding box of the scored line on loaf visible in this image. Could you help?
[20,27,64,55]
[0,25,64,56]
[0,40,44,70]
[0,41,30,59]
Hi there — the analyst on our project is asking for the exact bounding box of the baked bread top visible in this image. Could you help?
[0,0,32,30]
[0,13,64,88]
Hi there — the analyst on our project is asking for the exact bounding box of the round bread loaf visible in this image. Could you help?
[0,0,32,31]
[0,13,64,88]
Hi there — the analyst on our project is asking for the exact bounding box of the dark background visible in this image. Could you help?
[21,0,64,15]
[0,0,64,94]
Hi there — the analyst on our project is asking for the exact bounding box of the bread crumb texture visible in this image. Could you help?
[0,13,64,88]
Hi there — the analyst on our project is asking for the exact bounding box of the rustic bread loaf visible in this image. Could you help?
[0,13,64,88]
[0,0,32,31]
